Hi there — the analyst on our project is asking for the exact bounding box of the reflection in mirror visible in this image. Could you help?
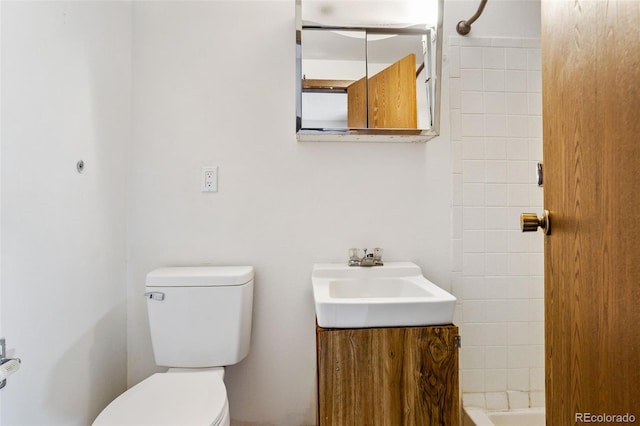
[296,0,443,142]
[301,29,366,129]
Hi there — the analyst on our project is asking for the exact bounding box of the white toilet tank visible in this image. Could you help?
[145,266,254,368]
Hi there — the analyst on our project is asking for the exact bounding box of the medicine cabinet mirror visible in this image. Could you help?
[296,0,443,143]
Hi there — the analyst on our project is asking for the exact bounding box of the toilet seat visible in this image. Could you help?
[92,371,228,426]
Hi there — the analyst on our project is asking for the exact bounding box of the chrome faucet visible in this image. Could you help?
[348,248,384,267]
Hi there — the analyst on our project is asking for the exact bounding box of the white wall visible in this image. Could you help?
[0,1,130,424]
[0,1,3,416]
[128,1,451,424]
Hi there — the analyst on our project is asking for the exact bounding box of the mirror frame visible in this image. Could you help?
[295,0,444,143]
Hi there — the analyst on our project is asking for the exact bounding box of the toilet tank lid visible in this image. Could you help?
[146,266,254,287]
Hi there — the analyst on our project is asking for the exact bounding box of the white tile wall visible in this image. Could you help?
[449,36,544,409]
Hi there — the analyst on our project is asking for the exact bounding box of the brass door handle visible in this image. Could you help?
[521,210,551,235]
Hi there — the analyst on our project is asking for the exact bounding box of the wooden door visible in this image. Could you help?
[347,54,417,129]
[347,76,368,128]
[542,1,640,424]
[367,53,417,129]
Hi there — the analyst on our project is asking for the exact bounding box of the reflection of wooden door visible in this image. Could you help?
[347,54,417,129]
[542,1,640,424]
[347,76,367,128]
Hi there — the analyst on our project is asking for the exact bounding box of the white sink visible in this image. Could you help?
[312,262,456,328]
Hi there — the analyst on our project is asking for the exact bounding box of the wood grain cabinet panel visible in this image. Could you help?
[317,325,459,426]
[347,54,418,129]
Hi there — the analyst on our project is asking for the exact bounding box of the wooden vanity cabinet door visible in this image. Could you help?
[316,325,459,426]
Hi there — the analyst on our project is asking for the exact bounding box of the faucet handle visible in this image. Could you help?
[349,248,361,260]
[348,248,362,266]
[372,248,384,266]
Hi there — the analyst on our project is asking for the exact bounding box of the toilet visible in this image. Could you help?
[93,266,254,426]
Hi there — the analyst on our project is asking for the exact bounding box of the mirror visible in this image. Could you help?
[296,0,443,142]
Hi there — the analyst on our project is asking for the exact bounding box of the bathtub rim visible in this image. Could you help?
[463,406,545,426]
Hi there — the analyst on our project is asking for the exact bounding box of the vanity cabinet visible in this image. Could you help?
[316,324,459,426]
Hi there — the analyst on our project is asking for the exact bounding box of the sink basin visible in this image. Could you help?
[312,262,456,328]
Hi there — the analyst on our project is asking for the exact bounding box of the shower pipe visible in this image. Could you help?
[456,0,488,35]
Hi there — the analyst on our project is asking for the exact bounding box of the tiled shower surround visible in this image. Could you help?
[448,37,545,410]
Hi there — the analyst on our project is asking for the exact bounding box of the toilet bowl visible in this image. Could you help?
[93,266,254,426]
[93,369,229,426]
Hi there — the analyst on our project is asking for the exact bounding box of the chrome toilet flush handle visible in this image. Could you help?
[144,292,165,301]
[0,338,21,390]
